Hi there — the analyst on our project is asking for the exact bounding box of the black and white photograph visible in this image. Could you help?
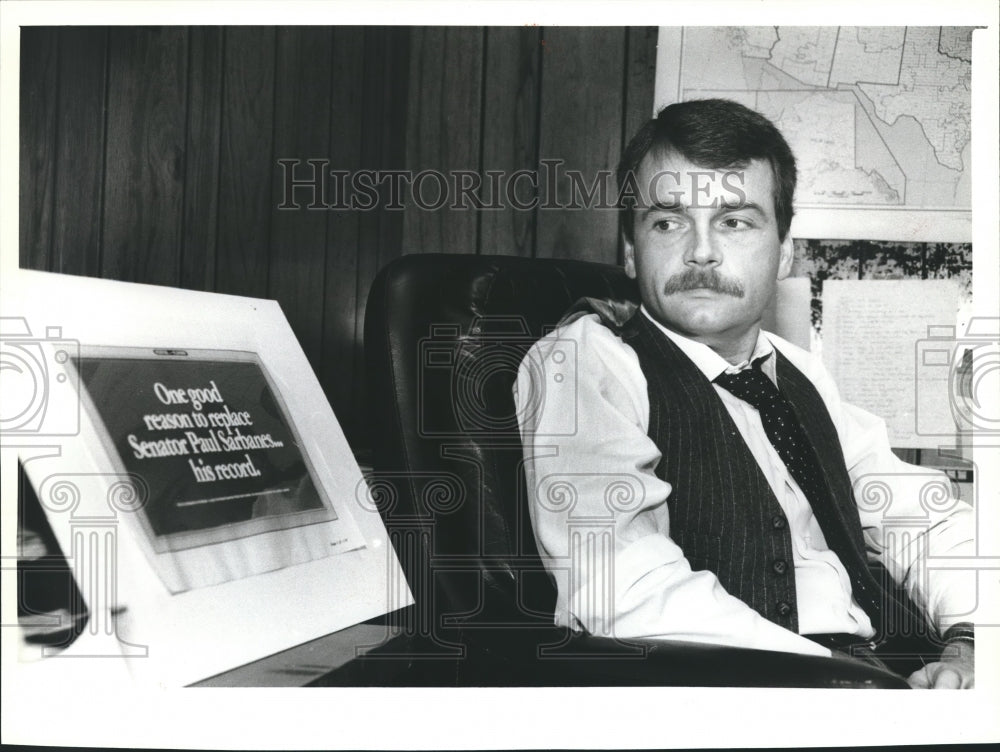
[1,1,998,749]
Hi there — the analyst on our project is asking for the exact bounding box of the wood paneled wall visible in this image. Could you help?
[19,26,658,449]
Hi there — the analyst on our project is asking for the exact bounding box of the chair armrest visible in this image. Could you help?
[534,632,909,688]
[311,625,910,688]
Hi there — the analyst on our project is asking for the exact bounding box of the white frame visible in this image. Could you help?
[7,269,412,686]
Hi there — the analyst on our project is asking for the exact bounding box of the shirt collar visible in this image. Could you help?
[639,304,776,382]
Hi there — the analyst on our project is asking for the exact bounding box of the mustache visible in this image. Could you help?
[663,268,745,298]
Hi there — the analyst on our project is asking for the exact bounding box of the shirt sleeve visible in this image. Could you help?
[514,316,831,656]
[786,341,977,633]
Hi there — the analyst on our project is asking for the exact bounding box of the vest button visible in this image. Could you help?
[772,559,788,575]
[771,515,786,530]
[776,600,792,617]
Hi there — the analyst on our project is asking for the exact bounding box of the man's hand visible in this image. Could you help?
[906,640,974,689]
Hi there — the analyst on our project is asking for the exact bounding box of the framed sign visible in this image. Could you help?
[71,345,359,593]
[5,269,412,686]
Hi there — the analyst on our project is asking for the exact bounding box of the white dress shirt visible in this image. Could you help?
[514,308,975,657]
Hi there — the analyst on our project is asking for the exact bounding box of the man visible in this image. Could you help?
[514,99,975,688]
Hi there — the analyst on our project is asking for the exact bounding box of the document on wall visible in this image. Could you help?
[821,279,961,449]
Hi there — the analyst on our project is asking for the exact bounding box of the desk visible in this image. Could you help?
[192,618,400,687]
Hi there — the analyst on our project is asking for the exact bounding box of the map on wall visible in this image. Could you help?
[655,27,974,241]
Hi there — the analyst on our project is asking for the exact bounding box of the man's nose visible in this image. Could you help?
[682,224,721,266]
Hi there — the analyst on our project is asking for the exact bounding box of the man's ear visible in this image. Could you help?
[776,233,794,281]
[623,237,637,279]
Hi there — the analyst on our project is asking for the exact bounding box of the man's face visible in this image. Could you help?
[624,150,793,355]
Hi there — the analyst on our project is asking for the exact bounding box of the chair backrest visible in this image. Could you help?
[364,253,638,628]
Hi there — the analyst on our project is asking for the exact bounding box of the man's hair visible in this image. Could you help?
[616,98,797,243]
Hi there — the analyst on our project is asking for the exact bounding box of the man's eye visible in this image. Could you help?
[721,216,753,229]
[653,218,681,231]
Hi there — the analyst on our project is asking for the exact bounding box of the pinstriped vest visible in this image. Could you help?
[614,310,912,636]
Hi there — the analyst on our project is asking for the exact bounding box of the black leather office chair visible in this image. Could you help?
[335,252,908,687]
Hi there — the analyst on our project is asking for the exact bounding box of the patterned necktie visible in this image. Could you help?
[714,356,885,629]
[714,357,832,508]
